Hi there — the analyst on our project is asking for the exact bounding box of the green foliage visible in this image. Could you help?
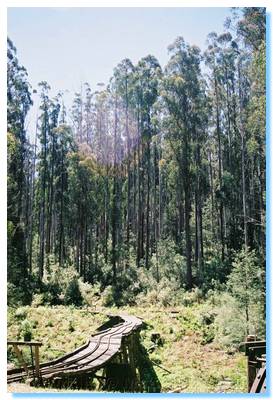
[101,286,115,307]
[41,282,62,305]
[79,281,101,307]
[30,264,81,306]
[150,239,186,285]
[136,277,185,308]
[213,293,247,348]
[64,278,83,306]
[20,319,32,341]
[14,307,27,320]
[68,319,75,332]
[181,288,204,306]
[7,38,32,299]
[7,279,33,306]
[201,324,215,345]
[203,245,231,289]
[227,248,264,334]
[237,8,265,50]
[46,319,54,327]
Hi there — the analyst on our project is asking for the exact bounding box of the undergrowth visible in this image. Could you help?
[8,303,247,393]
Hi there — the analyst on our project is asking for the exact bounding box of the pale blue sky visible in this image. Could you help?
[8,7,234,135]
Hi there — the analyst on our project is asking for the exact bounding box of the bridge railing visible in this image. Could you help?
[239,336,266,393]
[8,340,43,382]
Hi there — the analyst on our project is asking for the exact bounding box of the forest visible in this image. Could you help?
[7,7,266,393]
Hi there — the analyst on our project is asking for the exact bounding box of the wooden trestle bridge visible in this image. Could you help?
[8,314,144,391]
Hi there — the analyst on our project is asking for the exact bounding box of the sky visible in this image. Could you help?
[8,7,234,136]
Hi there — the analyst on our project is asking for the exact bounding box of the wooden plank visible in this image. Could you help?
[104,348,120,356]
[8,340,42,346]
[250,367,266,393]
[240,340,266,355]
[100,338,121,345]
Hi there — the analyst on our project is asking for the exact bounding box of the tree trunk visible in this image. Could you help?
[215,75,225,261]
[182,139,192,289]
[145,139,151,269]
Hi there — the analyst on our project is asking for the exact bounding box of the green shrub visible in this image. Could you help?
[213,293,246,348]
[7,280,33,306]
[201,325,215,344]
[136,276,185,307]
[227,247,264,336]
[177,311,202,334]
[68,319,75,332]
[31,293,45,307]
[32,319,39,329]
[20,319,32,341]
[64,278,83,306]
[46,282,62,305]
[79,281,101,306]
[149,239,187,285]
[202,244,231,289]
[14,307,27,320]
[198,309,216,326]
[182,288,204,306]
[101,286,115,307]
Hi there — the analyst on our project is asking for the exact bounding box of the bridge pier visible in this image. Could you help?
[102,332,141,392]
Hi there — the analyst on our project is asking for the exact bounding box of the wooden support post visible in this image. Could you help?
[130,334,136,369]
[129,333,138,391]
[247,335,257,392]
[13,345,28,375]
[121,341,129,364]
[34,345,40,380]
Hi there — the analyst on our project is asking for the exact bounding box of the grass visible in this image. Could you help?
[7,304,247,393]
[8,305,107,365]
[117,305,247,393]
